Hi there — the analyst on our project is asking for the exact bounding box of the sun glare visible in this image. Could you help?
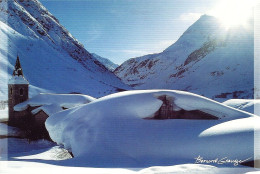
[210,0,256,29]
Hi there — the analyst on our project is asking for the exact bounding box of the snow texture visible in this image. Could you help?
[1,135,258,173]
[14,93,95,115]
[46,90,259,167]
[31,104,63,116]
[8,75,29,85]
[1,161,259,174]
[91,53,118,71]
[0,0,130,101]
[0,107,8,121]
[0,123,20,137]
[223,99,260,115]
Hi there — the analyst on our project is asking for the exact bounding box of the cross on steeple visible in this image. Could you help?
[13,54,24,76]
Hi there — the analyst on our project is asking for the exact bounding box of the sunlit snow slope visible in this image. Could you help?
[115,15,254,101]
[0,0,129,100]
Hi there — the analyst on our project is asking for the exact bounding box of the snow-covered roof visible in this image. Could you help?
[45,90,259,167]
[14,93,96,116]
[31,104,63,116]
[8,75,29,85]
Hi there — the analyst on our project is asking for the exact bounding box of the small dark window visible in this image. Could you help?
[20,88,24,96]
[10,87,13,95]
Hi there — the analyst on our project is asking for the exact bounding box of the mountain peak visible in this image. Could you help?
[164,15,221,53]
[0,0,130,100]
[115,13,253,101]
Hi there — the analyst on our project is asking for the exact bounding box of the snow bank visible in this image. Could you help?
[45,90,258,167]
[223,99,260,115]
[138,164,259,174]
[0,123,20,136]
[0,107,8,121]
[14,93,96,113]
[0,161,136,174]
[1,161,259,174]
[0,138,55,156]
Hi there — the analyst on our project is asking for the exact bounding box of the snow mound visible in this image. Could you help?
[14,93,96,113]
[46,90,258,167]
[223,99,260,115]
[14,146,72,161]
[139,164,217,174]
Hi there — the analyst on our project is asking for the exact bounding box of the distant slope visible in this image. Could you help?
[115,15,254,101]
[91,53,118,71]
[0,0,129,100]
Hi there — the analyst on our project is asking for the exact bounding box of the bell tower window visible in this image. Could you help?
[20,88,24,96]
[10,87,13,95]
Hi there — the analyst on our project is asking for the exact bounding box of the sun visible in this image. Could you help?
[209,0,256,29]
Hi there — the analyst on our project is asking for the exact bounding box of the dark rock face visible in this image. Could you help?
[184,39,225,66]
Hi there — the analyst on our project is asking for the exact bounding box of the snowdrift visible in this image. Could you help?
[223,99,260,115]
[45,90,259,167]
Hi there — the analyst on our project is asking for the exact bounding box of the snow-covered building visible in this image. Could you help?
[8,55,30,128]
[8,55,48,139]
[154,95,218,119]
[8,56,96,139]
[45,90,258,166]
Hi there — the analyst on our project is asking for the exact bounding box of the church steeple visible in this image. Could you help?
[8,54,29,127]
[13,55,24,76]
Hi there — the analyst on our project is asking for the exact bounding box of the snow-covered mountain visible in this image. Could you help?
[91,53,118,71]
[0,0,129,100]
[114,15,254,101]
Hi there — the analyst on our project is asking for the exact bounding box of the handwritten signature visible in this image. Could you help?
[194,155,251,166]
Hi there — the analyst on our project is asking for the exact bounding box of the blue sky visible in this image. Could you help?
[41,0,219,64]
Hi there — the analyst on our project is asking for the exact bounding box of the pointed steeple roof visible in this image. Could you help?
[8,55,29,85]
[13,55,24,76]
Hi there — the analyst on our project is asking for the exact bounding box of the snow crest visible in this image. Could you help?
[8,75,29,85]
[45,90,258,167]
[14,93,95,113]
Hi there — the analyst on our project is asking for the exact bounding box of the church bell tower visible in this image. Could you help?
[8,55,29,126]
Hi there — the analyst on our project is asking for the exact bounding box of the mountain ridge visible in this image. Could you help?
[114,15,254,101]
[91,53,118,71]
[0,0,130,100]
